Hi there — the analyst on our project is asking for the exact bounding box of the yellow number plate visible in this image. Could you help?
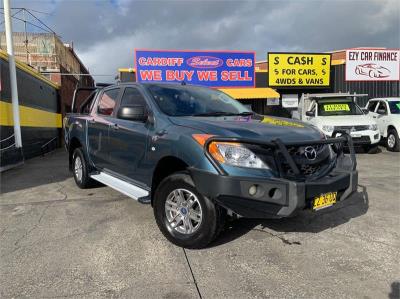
[313,192,337,210]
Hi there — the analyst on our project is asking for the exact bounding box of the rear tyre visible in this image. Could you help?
[153,172,226,249]
[72,148,95,188]
[387,129,400,152]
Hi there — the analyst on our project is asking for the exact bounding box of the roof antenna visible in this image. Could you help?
[181,81,186,85]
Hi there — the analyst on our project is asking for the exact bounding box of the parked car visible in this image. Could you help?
[355,63,390,79]
[296,93,380,153]
[64,83,358,248]
[365,97,400,151]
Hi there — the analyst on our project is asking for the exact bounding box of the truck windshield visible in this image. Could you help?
[146,84,251,116]
[317,99,364,116]
[388,101,400,114]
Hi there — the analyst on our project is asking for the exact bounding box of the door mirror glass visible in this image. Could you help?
[117,105,147,122]
[377,108,386,115]
[306,111,315,117]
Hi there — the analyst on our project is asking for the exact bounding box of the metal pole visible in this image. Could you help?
[3,0,22,148]
[23,8,29,64]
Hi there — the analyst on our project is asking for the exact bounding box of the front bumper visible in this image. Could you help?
[190,167,358,218]
[326,130,380,145]
[190,133,358,218]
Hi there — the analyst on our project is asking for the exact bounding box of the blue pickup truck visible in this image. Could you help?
[64,82,358,248]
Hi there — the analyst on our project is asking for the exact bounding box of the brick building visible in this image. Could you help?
[0,32,94,116]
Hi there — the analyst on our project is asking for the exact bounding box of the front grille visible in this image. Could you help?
[352,136,371,143]
[335,125,370,132]
[278,144,332,180]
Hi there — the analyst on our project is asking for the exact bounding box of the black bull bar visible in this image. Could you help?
[203,130,357,177]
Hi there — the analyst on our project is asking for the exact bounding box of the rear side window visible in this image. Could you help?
[98,89,119,116]
[120,87,147,106]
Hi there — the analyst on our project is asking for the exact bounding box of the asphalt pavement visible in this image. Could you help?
[0,148,399,298]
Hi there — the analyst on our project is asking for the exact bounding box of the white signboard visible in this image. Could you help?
[267,98,280,106]
[282,94,299,108]
[345,49,400,81]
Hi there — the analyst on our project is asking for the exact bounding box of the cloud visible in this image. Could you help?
[4,0,400,82]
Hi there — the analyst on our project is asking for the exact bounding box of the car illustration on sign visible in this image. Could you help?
[355,63,390,78]
[186,56,224,68]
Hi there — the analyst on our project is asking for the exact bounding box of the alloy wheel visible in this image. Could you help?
[388,134,396,148]
[74,156,83,182]
[164,188,203,235]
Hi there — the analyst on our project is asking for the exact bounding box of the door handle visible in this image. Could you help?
[112,124,119,130]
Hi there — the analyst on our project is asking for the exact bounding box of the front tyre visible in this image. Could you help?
[387,129,400,152]
[153,172,226,249]
[72,148,95,188]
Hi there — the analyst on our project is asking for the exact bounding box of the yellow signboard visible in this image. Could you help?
[323,103,350,112]
[268,53,331,87]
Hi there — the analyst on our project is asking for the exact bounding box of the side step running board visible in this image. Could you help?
[90,172,150,203]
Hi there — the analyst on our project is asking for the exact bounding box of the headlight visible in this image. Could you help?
[211,143,269,169]
[192,134,270,169]
[322,125,334,133]
[369,124,378,131]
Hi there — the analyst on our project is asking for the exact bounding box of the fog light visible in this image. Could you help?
[249,185,258,196]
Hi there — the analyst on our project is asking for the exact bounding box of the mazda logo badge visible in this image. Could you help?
[304,146,317,160]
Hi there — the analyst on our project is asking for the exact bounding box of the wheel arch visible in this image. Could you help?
[386,125,397,137]
[151,156,189,205]
[68,137,83,171]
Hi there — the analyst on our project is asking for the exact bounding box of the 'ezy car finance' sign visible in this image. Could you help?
[135,49,255,88]
[346,49,400,81]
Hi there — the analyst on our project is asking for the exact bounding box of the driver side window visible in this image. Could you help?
[377,102,387,115]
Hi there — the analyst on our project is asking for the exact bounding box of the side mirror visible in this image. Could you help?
[117,105,147,122]
[305,111,315,117]
[362,108,369,114]
[377,108,386,115]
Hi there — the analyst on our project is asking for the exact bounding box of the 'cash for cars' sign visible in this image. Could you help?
[268,53,331,88]
[345,49,400,81]
[135,49,255,88]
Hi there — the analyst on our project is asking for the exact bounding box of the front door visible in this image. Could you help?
[375,101,389,136]
[107,87,151,184]
[87,88,120,169]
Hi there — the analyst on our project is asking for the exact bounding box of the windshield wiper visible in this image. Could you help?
[192,111,254,117]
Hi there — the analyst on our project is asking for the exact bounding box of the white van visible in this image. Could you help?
[296,93,380,153]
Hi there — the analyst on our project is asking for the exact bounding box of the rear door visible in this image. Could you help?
[87,88,121,169]
[107,86,151,184]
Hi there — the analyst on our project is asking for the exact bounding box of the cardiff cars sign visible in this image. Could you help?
[345,49,400,81]
[268,53,331,88]
[135,49,255,88]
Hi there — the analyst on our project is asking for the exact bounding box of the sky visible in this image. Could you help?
[2,0,399,82]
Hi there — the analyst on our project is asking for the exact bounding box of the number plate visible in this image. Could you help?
[350,132,362,138]
[313,192,337,210]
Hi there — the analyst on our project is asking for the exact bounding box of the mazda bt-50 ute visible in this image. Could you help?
[64,83,358,248]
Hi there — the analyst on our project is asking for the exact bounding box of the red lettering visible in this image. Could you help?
[197,71,217,81]
[221,71,252,81]
[226,59,253,67]
[139,70,162,81]
[166,70,194,81]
